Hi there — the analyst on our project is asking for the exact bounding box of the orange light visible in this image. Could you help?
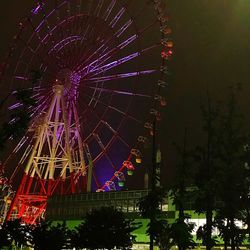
[160,98,167,106]
[166,41,174,48]
[136,157,142,164]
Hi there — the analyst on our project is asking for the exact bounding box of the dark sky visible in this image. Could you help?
[0,1,250,185]
[163,0,250,183]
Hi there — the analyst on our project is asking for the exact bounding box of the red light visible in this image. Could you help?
[168,50,173,55]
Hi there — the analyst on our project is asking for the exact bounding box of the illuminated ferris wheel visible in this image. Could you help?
[0,0,172,223]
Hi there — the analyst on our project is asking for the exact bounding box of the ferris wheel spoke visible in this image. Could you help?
[70,28,108,70]
[84,70,156,84]
[49,35,82,67]
[119,34,138,49]
[85,42,161,78]
[36,8,69,69]
[73,31,113,73]
[100,120,130,148]
[103,0,116,21]
[48,36,81,55]
[93,0,105,17]
[115,19,133,38]
[77,96,136,145]
[82,101,131,148]
[80,0,105,43]
[86,86,151,98]
[92,171,101,188]
[17,36,59,74]
[74,14,140,74]
[109,7,125,29]
[39,7,54,34]
[79,52,139,77]
[77,101,131,151]
[79,91,142,124]
[31,92,53,118]
[14,76,29,81]
[93,134,116,170]
[76,32,138,75]
[95,33,138,67]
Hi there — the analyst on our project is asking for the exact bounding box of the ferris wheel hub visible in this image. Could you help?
[56,68,73,87]
[52,84,64,94]
[54,69,81,99]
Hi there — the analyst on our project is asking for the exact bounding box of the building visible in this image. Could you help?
[46,189,170,246]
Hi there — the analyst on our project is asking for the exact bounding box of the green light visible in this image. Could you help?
[118,181,125,187]
[127,170,134,176]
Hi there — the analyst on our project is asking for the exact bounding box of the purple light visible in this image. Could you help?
[48,36,81,55]
[76,34,138,75]
[69,72,81,86]
[109,7,126,28]
[88,86,150,98]
[8,102,23,111]
[115,19,133,37]
[31,2,44,15]
[14,76,29,80]
[87,52,140,76]
[85,70,156,83]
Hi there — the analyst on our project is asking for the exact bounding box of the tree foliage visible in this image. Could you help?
[30,221,69,250]
[0,219,31,249]
[192,88,250,249]
[214,88,249,249]
[170,129,196,250]
[74,206,139,250]
[138,187,173,249]
[191,95,221,250]
[0,69,42,150]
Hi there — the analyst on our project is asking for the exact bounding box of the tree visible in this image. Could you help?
[0,89,34,150]
[192,95,220,250]
[147,218,173,250]
[170,216,195,250]
[138,187,173,249]
[30,221,69,250]
[0,69,42,150]
[138,188,165,219]
[0,224,12,249]
[69,228,82,250]
[0,219,31,249]
[215,88,249,250]
[170,129,195,250]
[74,206,138,250]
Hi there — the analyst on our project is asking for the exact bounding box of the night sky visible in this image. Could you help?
[0,1,250,186]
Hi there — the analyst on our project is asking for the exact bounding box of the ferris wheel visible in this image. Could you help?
[0,0,172,223]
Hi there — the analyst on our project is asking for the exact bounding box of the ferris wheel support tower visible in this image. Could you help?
[6,83,88,223]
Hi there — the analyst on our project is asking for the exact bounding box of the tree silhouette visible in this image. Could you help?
[75,206,139,250]
[192,95,221,250]
[170,129,195,250]
[0,219,31,249]
[0,224,11,249]
[137,188,173,249]
[215,88,249,250]
[0,69,41,150]
[30,221,69,250]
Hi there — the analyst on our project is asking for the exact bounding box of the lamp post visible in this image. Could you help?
[149,116,162,250]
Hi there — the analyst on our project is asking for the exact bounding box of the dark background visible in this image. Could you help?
[0,1,250,186]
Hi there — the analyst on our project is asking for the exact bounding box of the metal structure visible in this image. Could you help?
[0,163,14,223]
[0,0,172,223]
